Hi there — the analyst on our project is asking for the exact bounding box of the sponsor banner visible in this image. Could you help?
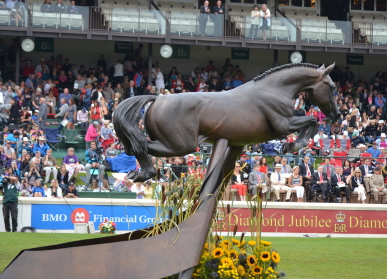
[214,208,387,234]
[31,204,159,231]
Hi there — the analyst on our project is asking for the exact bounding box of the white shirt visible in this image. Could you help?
[155,72,165,89]
[114,64,124,77]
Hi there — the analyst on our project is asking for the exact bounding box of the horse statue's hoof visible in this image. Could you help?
[127,170,156,182]
[127,170,140,181]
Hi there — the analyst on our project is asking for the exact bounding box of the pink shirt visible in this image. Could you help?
[85,125,99,141]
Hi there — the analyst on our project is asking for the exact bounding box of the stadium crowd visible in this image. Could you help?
[0,39,387,208]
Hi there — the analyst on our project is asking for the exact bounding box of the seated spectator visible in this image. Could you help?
[351,130,364,147]
[77,107,89,130]
[63,147,84,179]
[280,157,292,174]
[4,142,15,164]
[63,182,79,198]
[311,165,330,202]
[18,137,33,157]
[271,164,291,202]
[10,160,20,178]
[347,168,366,204]
[367,142,381,158]
[57,165,70,189]
[85,121,101,142]
[20,153,32,174]
[144,181,152,199]
[33,136,50,156]
[369,168,387,204]
[376,133,387,149]
[288,166,304,202]
[101,120,115,142]
[19,178,32,197]
[105,142,118,158]
[121,179,133,192]
[42,149,57,183]
[231,162,247,201]
[30,125,44,142]
[20,107,32,129]
[331,166,350,203]
[85,141,105,186]
[5,131,21,149]
[232,74,243,88]
[26,162,42,186]
[32,179,46,197]
[208,77,221,92]
[131,182,145,199]
[248,164,268,197]
[46,179,62,198]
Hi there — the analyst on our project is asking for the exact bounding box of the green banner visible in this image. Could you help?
[231,48,249,60]
[114,41,133,54]
[34,38,54,52]
[172,44,190,59]
[346,54,364,65]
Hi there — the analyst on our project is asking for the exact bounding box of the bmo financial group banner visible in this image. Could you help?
[31,204,159,231]
[214,208,387,235]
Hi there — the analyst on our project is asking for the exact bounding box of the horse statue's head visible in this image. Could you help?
[307,63,338,123]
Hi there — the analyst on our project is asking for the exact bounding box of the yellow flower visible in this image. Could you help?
[267,267,274,273]
[239,240,246,247]
[220,257,233,267]
[272,251,280,263]
[204,243,209,250]
[212,247,224,258]
[229,249,239,260]
[231,238,240,245]
[260,240,272,246]
[237,265,246,276]
[252,265,263,275]
[260,251,271,262]
[247,255,258,266]
[248,240,256,246]
[220,240,230,249]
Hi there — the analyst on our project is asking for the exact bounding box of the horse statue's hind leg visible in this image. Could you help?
[282,115,318,153]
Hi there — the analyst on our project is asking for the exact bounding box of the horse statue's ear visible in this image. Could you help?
[319,64,326,70]
[323,63,335,75]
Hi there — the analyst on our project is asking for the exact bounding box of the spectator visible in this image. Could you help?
[64,98,77,129]
[122,179,133,192]
[37,97,47,132]
[288,166,304,202]
[85,141,105,186]
[185,76,196,92]
[63,182,79,198]
[18,137,32,157]
[57,164,70,189]
[32,179,46,197]
[33,136,50,156]
[85,121,100,142]
[131,182,145,199]
[125,80,137,99]
[42,149,57,183]
[1,175,20,232]
[171,74,185,93]
[55,98,69,119]
[212,1,224,37]
[22,60,35,78]
[46,179,62,198]
[259,4,271,40]
[311,165,330,202]
[45,90,56,114]
[26,163,42,187]
[199,0,210,36]
[114,60,124,85]
[67,0,78,14]
[59,88,72,104]
[5,130,21,149]
[105,142,118,158]
[231,74,243,88]
[249,5,260,39]
[208,76,221,91]
[271,164,291,202]
[77,107,89,130]
[231,162,247,201]
[19,178,32,197]
[248,163,268,197]
[347,168,366,203]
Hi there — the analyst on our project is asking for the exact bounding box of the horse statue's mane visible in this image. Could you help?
[253,63,319,82]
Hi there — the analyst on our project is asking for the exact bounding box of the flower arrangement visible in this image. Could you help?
[191,236,284,279]
[98,219,117,234]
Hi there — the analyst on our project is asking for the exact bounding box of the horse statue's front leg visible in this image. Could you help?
[283,116,318,153]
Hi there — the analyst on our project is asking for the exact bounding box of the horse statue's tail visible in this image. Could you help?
[113,95,158,182]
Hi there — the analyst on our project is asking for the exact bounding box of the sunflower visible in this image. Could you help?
[204,243,209,250]
[252,265,263,275]
[272,251,281,263]
[260,251,271,262]
[212,247,224,258]
[237,265,246,276]
[220,257,233,267]
[220,240,230,249]
[229,249,239,260]
[239,240,246,248]
[260,240,272,246]
[247,255,258,266]
[231,238,240,245]
[248,240,256,246]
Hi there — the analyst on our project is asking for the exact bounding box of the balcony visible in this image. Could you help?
[1,4,387,54]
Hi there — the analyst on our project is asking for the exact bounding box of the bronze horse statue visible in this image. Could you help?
[0,63,338,279]
[114,63,338,183]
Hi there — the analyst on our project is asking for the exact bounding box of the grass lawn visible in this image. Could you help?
[0,234,385,278]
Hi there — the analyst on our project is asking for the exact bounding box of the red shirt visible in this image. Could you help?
[306,110,318,119]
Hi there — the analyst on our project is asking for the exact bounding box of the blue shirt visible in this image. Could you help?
[59,93,72,104]
[5,134,20,148]
[366,147,381,158]
[32,187,46,197]
[232,79,243,88]
[33,142,50,156]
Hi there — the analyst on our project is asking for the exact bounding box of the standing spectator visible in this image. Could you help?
[38,97,47,132]
[67,0,78,14]
[199,0,210,36]
[45,91,56,114]
[212,0,224,37]
[114,60,124,85]
[55,98,69,119]
[85,141,105,185]
[133,69,143,87]
[249,5,260,39]
[22,60,35,78]
[0,38,6,74]
[155,68,165,94]
[343,66,354,82]
[64,98,77,129]
[259,4,271,40]
[1,176,20,232]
